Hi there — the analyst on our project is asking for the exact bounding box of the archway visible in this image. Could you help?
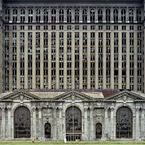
[14,106,31,138]
[45,123,51,139]
[116,107,132,138]
[96,123,102,139]
[65,106,82,141]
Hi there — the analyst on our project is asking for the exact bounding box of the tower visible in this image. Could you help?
[0,0,3,93]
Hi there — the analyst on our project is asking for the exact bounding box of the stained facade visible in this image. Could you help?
[0,0,145,141]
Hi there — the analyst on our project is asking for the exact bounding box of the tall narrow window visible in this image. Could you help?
[20,9,25,23]
[136,9,141,23]
[82,9,87,23]
[28,9,33,23]
[90,8,95,23]
[59,9,64,23]
[129,8,134,23]
[51,9,56,23]
[43,9,48,23]
[36,9,41,23]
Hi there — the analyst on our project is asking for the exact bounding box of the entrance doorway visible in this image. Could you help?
[65,106,82,141]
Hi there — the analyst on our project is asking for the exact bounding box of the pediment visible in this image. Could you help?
[0,91,41,101]
[52,91,94,101]
[105,90,145,102]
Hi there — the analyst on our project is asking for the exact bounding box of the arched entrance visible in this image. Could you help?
[65,106,82,141]
[14,106,31,138]
[96,123,102,139]
[116,107,132,138]
[45,123,51,139]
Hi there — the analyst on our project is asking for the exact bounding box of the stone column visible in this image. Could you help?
[33,8,36,23]
[40,7,43,23]
[126,31,130,89]
[1,107,5,139]
[133,7,137,23]
[48,31,51,89]
[32,32,36,89]
[89,106,94,141]
[79,8,82,23]
[53,107,57,140]
[17,8,20,23]
[40,31,44,89]
[17,32,20,89]
[32,107,37,139]
[87,7,90,23]
[87,32,90,89]
[7,106,12,139]
[48,8,51,23]
[141,108,145,139]
[103,32,106,89]
[79,32,83,89]
[103,7,106,23]
[72,8,75,23]
[110,31,114,89]
[38,107,42,139]
[95,7,98,23]
[24,32,28,89]
[118,8,121,23]
[110,7,114,23]
[56,8,59,23]
[64,8,67,23]
[84,107,88,140]
[126,7,129,23]
[25,8,28,23]
[104,107,108,139]
[135,106,140,140]
[95,31,98,89]
[110,106,115,140]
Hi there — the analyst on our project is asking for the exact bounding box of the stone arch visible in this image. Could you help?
[14,106,31,138]
[116,106,133,138]
[65,106,82,141]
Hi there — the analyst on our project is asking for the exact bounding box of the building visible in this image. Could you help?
[0,0,144,141]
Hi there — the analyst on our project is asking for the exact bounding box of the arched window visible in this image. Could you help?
[96,123,102,139]
[82,9,87,23]
[66,106,82,141]
[5,9,10,22]
[51,9,56,23]
[14,106,31,138]
[129,8,134,23]
[113,9,118,23]
[90,8,95,23]
[136,9,141,23]
[13,9,17,23]
[28,9,33,23]
[121,9,126,22]
[45,123,51,139]
[20,9,25,23]
[98,9,103,23]
[36,9,41,23]
[106,9,110,23]
[59,9,64,23]
[116,107,132,138]
[75,9,79,23]
[43,9,48,23]
[67,9,72,23]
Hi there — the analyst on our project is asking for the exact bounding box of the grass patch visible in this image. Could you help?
[0,141,145,145]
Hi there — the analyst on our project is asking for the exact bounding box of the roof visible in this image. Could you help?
[4,0,143,4]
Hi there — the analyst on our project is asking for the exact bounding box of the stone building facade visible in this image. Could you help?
[0,0,145,141]
[0,90,145,141]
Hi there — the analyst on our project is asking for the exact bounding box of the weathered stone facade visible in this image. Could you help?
[0,90,145,141]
